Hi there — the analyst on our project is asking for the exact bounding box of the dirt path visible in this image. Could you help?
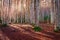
[0,24,60,40]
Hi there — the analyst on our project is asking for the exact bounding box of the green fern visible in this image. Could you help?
[33,25,42,32]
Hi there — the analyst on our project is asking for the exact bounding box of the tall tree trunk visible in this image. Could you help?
[35,0,40,26]
[30,0,35,24]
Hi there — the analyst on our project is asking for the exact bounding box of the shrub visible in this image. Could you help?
[44,15,51,21]
[57,27,60,30]
[0,23,8,28]
[54,26,60,32]
[2,23,8,27]
[0,18,2,23]
[44,16,48,21]
[33,25,42,32]
[54,29,59,32]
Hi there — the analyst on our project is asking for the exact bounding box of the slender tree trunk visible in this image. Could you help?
[35,0,40,26]
[30,0,35,24]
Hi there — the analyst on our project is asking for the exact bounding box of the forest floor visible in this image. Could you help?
[0,24,60,40]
